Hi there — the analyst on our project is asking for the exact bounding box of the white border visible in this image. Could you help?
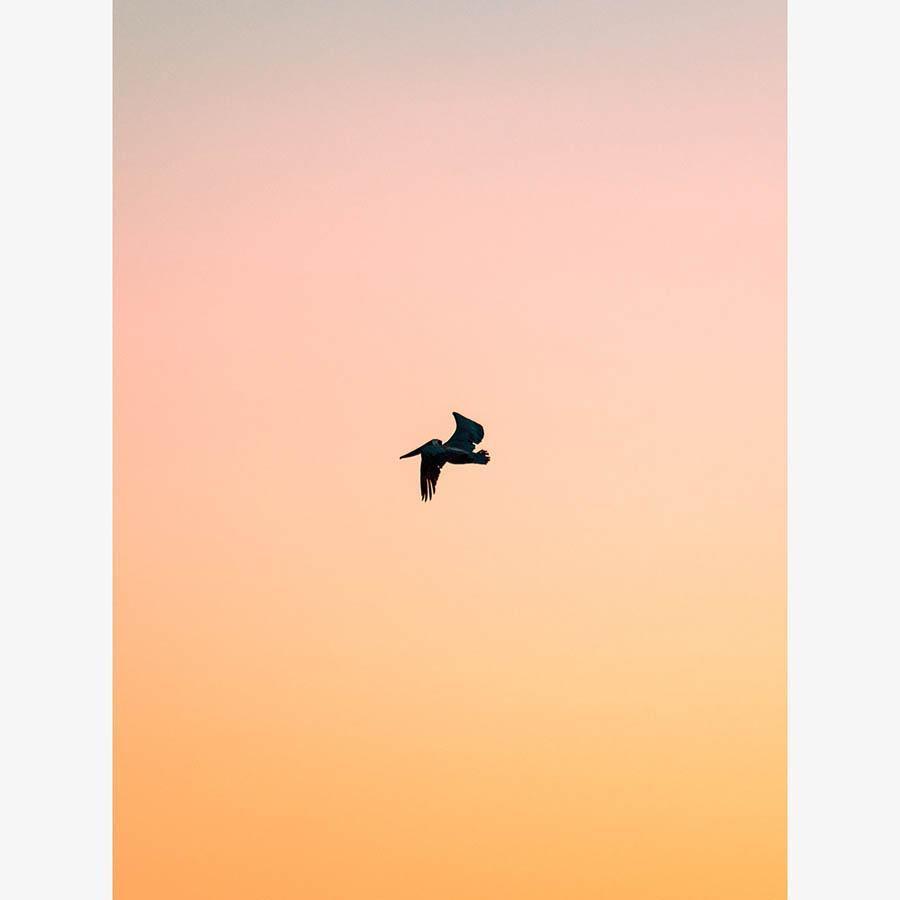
[0,3,111,899]
[789,1,900,898]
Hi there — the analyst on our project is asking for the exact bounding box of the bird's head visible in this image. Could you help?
[399,439,441,459]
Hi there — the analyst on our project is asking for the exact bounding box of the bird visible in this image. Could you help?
[399,411,491,501]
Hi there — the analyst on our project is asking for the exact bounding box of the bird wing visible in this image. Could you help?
[444,412,485,452]
[420,457,444,502]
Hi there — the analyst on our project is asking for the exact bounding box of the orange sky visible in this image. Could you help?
[115,2,784,897]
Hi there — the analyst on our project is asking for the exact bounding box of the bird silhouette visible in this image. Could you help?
[399,411,491,501]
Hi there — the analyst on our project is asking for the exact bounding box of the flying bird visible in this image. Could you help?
[399,411,491,501]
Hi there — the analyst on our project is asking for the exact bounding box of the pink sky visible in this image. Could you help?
[116,3,785,896]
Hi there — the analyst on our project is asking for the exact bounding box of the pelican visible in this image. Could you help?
[399,411,491,501]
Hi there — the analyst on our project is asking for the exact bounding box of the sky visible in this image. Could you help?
[115,2,785,897]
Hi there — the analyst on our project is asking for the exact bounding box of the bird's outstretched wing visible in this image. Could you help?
[420,458,444,502]
[444,412,485,452]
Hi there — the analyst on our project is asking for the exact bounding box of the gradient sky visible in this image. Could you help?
[115,2,785,897]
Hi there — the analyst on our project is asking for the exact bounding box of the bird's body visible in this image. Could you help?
[399,412,491,501]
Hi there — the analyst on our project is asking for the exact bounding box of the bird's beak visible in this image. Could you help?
[399,443,428,459]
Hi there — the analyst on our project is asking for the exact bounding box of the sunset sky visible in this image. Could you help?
[115,2,785,897]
